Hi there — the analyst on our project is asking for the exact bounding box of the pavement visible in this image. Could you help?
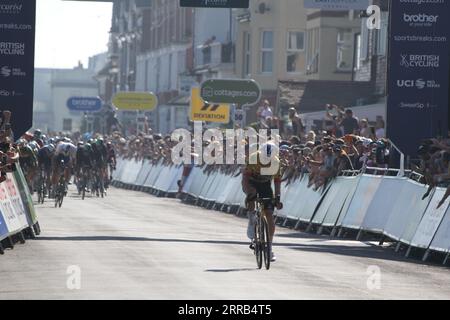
[1,186,450,300]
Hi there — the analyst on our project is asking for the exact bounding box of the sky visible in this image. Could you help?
[35,0,113,69]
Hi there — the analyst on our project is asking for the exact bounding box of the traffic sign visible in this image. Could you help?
[180,0,249,8]
[112,92,158,111]
[200,79,261,106]
[233,108,246,127]
[67,97,102,112]
[190,87,230,123]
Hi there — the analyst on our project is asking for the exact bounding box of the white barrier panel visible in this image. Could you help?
[279,179,302,219]
[182,166,199,195]
[361,177,409,233]
[153,165,175,191]
[429,205,450,253]
[382,180,430,242]
[113,158,125,181]
[143,161,163,188]
[323,176,359,227]
[311,179,341,225]
[135,160,152,186]
[123,159,142,184]
[224,175,243,205]
[409,188,449,249]
[340,175,382,230]
[199,172,220,201]
[207,173,226,201]
[216,175,235,204]
[167,165,183,193]
[297,182,329,222]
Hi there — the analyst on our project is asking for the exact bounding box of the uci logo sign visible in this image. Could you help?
[397,79,426,89]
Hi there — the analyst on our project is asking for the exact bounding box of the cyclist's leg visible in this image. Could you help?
[244,184,257,240]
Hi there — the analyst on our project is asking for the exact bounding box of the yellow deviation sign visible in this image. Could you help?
[190,87,230,123]
[112,92,158,111]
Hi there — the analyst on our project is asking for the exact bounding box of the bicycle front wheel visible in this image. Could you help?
[262,216,271,270]
[254,219,263,270]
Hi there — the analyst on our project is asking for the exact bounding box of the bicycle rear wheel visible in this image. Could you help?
[262,216,271,270]
[254,218,263,269]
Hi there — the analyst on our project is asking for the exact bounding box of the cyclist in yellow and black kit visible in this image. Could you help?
[242,143,283,262]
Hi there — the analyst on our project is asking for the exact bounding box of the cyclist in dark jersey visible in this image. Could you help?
[37,143,55,195]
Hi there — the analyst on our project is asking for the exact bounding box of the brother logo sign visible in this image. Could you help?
[403,13,439,26]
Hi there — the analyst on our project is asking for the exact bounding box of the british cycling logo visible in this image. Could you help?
[400,54,440,68]
[0,4,23,14]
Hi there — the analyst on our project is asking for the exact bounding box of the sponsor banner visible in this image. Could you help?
[67,96,102,112]
[387,0,450,156]
[13,166,38,225]
[0,205,8,240]
[0,179,26,234]
[0,0,36,138]
[190,87,230,123]
[304,0,369,10]
[112,92,158,111]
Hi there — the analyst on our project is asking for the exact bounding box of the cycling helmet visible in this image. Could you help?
[33,129,42,137]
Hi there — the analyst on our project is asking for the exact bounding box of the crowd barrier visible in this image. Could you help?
[0,166,41,255]
[113,157,450,265]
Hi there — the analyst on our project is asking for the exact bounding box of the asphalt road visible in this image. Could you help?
[1,186,450,300]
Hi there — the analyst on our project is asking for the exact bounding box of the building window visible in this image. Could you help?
[261,30,273,73]
[286,31,304,73]
[306,28,319,74]
[355,33,362,70]
[63,119,72,132]
[377,12,388,56]
[243,32,251,77]
[336,29,353,71]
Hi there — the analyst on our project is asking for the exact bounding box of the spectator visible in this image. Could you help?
[375,116,386,139]
[256,100,273,122]
[288,107,305,138]
[339,109,359,135]
[359,118,371,138]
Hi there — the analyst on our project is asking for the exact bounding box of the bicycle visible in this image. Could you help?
[54,160,67,208]
[253,197,273,270]
[36,167,46,204]
[78,166,91,200]
[91,168,105,198]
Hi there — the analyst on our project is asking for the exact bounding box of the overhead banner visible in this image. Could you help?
[387,0,450,156]
[303,0,369,10]
[0,0,36,138]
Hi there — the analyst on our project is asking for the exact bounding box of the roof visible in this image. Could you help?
[277,79,375,113]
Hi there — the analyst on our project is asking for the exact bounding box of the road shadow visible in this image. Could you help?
[34,235,448,268]
[204,268,257,273]
[35,235,251,246]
